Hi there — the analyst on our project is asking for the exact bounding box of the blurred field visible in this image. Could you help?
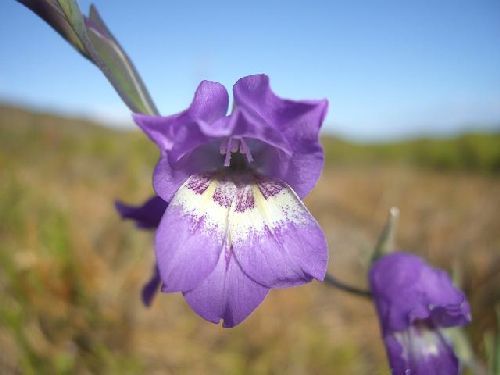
[0,103,499,374]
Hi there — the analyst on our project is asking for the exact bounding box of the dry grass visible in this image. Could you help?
[0,104,498,374]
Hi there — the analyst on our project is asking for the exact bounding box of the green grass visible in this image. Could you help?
[322,132,500,173]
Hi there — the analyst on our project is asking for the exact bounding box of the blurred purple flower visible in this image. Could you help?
[369,252,471,375]
[132,74,329,327]
[115,196,167,306]
[115,196,167,230]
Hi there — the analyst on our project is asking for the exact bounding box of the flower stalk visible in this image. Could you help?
[323,273,372,298]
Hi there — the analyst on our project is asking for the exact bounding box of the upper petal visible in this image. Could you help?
[228,107,292,157]
[183,243,269,328]
[233,75,327,144]
[253,145,324,199]
[230,177,328,288]
[155,174,230,292]
[369,252,471,333]
[115,195,167,229]
[233,74,328,197]
[133,80,229,152]
[134,81,231,201]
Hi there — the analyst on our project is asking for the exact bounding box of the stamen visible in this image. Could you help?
[239,138,254,163]
[230,138,239,153]
[223,138,234,167]
[220,137,254,168]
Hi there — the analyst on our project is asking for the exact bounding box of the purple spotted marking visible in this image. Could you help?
[213,181,235,208]
[186,174,211,194]
[235,185,255,213]
[209,175,285,209]
[257,179,285,199]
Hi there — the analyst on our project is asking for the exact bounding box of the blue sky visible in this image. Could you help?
[1,0,499,140]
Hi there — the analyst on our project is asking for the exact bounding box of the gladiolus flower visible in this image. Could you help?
[370,252,471,375]
[130,74,329,327]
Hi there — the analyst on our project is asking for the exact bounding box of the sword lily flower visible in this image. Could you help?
[132,74,329,327]
[369,252,471,375]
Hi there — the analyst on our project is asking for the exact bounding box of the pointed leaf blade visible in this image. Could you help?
[16,0,90,59]
[85,5,158,115]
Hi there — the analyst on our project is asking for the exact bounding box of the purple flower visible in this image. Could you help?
[369,252,472,375]
[132,74,329,327]
[115,196,167,306]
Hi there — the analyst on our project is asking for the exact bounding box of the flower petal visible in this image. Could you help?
[141,265,161,307]
[385,327,459,375]
[115,195,167,229]
[369,252,471,333]
[134,81,231,201]
[230,178,328,288]
[252,143,324,200]
[229,107,292,157]
[184,245,269,328]
[152,155,191,202]
[133,80,229,151]
[233,74,328,197]
[156,174,230,292]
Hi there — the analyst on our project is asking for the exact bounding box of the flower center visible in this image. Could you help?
[219,137,254,170]
[181,173,286,216]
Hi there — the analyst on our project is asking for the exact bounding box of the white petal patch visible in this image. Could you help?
[228,180,310,244]
[172,173,312,250]
[394,324,448,360]
[170,174,232,241]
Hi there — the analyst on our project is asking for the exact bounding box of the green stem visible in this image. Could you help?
[324,273,372,298]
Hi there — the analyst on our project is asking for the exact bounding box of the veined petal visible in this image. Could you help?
[386,326,459,375]
[156,174,231,292]
[233,74,328,197]
[230,177,328,288]
[184,242,269,328]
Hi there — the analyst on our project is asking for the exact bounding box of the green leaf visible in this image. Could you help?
[17,0,159,115]
[55,0,92,48]
[17,0,90,59]
[85,5,158,115]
